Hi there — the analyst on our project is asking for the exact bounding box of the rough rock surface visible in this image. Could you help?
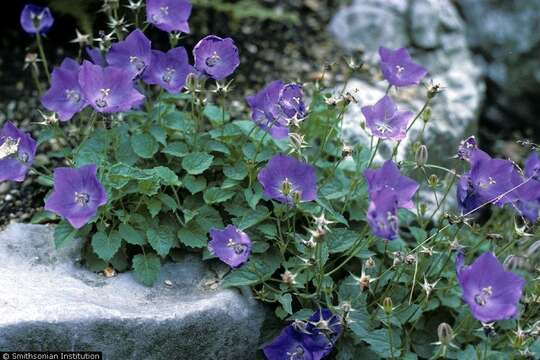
[329,0,484,167]
[457,0,540,135]
[0,223,265,360]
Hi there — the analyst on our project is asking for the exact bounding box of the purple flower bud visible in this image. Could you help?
[456,252,525,323]
[20,4,54,35]
[193,35,240,80]
[246,81,306,139]
[146,0,192,33]
[208,225,251,268]
[41,58,88,121]
[106,29,152,79]
[367,192,399,240]
[379,46,427,87]
[364,160,419,209]
[258,154,317,205]
[143,47,195,93]
[362,95,413,140]
[457,136,478,161]
[44,165,108,229]
[78,61,145,113]
[0,122,37,182]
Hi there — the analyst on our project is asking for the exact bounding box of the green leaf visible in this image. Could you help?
[132,253,161,286]
[178,223,208,248]
[182,152,214,175]
[362,329,402,358]
[131,133,159,159]
[54,221,77,248]
[150,166,181,186]
[149,125,167,145]
[203,104,230,125]
[244,187,262,210]
[279,293,293,315]
[146,227,175,257]
[91,231,122,261]
[159,193,177,210]
[195,205,223,232]
[233,205,270,230]
[203,187,235,204]
[146,197,162,218]
[163,111,194,132]
[182,175,207,194]
[223,163,248,180]
[118,223,145,245]
[162,142,189,157]
[327,229,359,253]
[74,128,110,167]
[222,251,280,287]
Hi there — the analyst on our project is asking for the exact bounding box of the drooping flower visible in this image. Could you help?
[208,225,251,268]
[364,160,419,209]
[41,58,88,121]
[457,135,478,161]
[20,4,54,35]
[379,47,427,87]
[456,252,525,323]
[258,154,317,205]
[514,152,540,222]
[106,29,152,78]
[361,95,413,140]
[0,122,37,182]
[193,35,240,80]
[85,47,107,67]
[146,0,191,33]
[263,309,342,360]
[366,192,399,241]
[457,150,522,215]
[78,61,145,113]
[143,47,195,93]
[44,165,108,229]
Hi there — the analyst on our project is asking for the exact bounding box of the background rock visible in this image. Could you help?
[0,223,265,360]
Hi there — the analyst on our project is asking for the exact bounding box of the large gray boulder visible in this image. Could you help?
[457,0,540,134]
[0,223,265,359]
[329,0,484,167]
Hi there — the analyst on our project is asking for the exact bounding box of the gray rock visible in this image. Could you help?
[457,0,540,133]
[0,223,265,360]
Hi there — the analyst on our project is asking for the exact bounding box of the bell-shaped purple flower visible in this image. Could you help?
[258,154,317,205]
[20,4,54,35]
[0,122,37,182]
[514,152,540,222]
[263,309,342,360]
[143,47,195,93]
[364,160,419,209]
[457,135,478,162]
[86,47,107,67]
[44,165,108,229]
[379,47,427,87]
[246,81,306,139]
[362,95,413,140]
[457,150,522,215]
[367,192,399,241]
[106,29,152,79]
[193,35,240,80]
[78,61,145,113]
[208,225,251,268]
[524,152,540,180]
[41,58,88,121]
[146,0,192,33]
[456,252,525,323]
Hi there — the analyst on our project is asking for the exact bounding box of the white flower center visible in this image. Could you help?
[162,67,176,83]
[95,88,111,108]
[226,238,247,255]
[474,286,493,306]
[65,89,81,103]
[205,52,221,67]
[74,191,90,206]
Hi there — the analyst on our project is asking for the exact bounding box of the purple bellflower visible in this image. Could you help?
[41,58,88,121]
[366,192,399,241]
[146,0,192,33]
[457,135,478,162]
[364,160,419,209]
[457,150,522,215]
[193,35,240,80]
[20,4,54,35]
[44,165,108,229]
[263,309,342,360]
[456,252,525,323]
[0,122,37,182]
[79,61,145,113]
[246,81,307,139]
[379,47,427,87]
[208,225,251,268]
[106,29,152,79]
[514,152,540,222]
[258,154,317,205]
[143,47,195,93]
[361,95,413,140]
[86,47,107,67]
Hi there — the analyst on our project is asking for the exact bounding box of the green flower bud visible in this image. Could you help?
[422,107,432,123]
[415,144,428,167]
[437,323,454,346]
[428,174,439,188]
[382,297,393,315]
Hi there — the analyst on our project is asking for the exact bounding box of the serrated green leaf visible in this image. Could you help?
[158,193,177,210]
[91,231,122,261]
[118,223,145,245]
[203,104,230,125]
[327,229,359,253]
[178,223,207,248]
[279,293,293,315]
[163,111,194,132]
[221,251,280,287]
[147,227,175,257]
[182,175,207,194]
[74,128,110,167]
[146,197,162,218]
[162,142,189,157]
[150,166,181,186]
[233,205,270,230]
[54,221,77,248]
[182,152,214,175]
[131,133,159,159]
[224,163,248,180]
[132,253,161,286]
[149,125,167,145]
[195,205,223,232]
[203,187,235,204]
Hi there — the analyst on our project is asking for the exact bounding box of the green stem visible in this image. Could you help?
[35,32,50,84]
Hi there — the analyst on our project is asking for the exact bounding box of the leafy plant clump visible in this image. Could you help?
[6,1,540,359]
